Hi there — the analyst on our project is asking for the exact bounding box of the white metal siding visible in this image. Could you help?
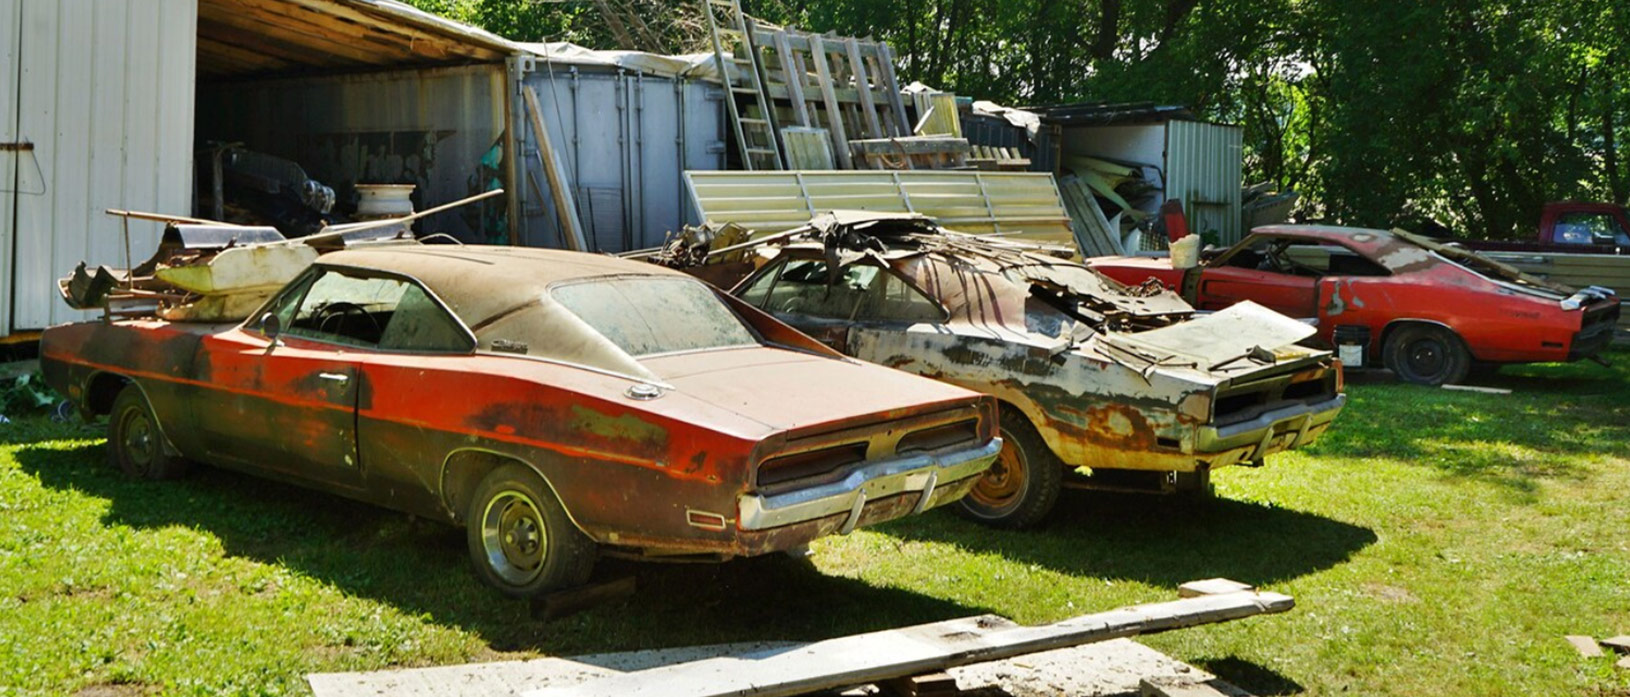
[1165,120,1243,244]
[0,0,19,336]
[7,0,195,331]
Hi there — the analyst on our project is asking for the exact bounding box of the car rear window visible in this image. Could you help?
[551,277,759,357]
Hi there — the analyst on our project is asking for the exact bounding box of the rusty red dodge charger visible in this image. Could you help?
[41,245,1000,597]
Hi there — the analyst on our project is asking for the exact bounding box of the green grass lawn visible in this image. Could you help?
[3,353,1630,696]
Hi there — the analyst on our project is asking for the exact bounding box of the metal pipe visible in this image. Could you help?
[634,70,646,250]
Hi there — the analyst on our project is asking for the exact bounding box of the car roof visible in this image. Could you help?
[315,245,709,381]
[1249,225,1403,257]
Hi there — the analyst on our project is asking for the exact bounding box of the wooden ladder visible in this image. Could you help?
[702,0,783,170]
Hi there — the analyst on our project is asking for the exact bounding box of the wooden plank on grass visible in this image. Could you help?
[523,589,1294,697]
[1566,635,1604,658]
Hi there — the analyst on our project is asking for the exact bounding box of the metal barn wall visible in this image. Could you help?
[4,0,196,332]
[197,64,510,244]
[0,0,19,337]
[522,67,725,252]
[1165,120,1243,244]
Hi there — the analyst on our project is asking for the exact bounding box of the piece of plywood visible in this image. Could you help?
[780,127,835,170]
[1177,579,1255,598]
[1566,636,1605,658]
[523,590,1294,697]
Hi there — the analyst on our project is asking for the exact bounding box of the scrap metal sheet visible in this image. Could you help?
[684,170,1074,247]
[1102,301,1315,365]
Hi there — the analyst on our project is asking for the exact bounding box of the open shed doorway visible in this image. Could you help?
[191,0,517,243]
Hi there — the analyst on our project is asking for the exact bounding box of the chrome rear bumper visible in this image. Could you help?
[738,438,1001,532]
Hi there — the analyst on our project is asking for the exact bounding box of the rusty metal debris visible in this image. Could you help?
[702,211,1346,527]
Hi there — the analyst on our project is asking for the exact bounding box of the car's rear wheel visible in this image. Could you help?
[108,384,188,480]
[955,410,1062,529]
[1383,324,1470,386]
[466,464,596,597]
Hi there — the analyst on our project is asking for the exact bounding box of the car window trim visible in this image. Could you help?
[248,263,479,355]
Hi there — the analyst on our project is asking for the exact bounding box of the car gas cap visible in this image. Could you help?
[625,383,664,401]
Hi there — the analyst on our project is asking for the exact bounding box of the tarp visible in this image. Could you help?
[517,42,723,81]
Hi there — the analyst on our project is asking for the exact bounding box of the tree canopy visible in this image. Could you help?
[406,0,1628,238]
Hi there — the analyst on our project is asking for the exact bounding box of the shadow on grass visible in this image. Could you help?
[1193,657,1304,696]
[1307,367,1630,495]
[879,490,1376,589]
[13,439,989,654]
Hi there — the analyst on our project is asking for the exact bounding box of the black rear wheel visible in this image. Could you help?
[1383,325,1470,386]
[107,384,188,480]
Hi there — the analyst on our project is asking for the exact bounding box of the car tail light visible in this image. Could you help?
[896,419,980,453]
[756,442,868,488]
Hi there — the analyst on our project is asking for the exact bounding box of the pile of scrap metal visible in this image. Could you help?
[61,219,411,323]
[60,191,501,324]
[1058,154,1157,256]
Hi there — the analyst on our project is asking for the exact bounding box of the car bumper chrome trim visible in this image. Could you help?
[738,438,1002,531]
[1196,395,1346,454]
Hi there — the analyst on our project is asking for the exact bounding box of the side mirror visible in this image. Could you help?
[259,313,283,354]
[259,312,283,339]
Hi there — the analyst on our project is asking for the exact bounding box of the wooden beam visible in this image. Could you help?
[845,38,884,138]
[523,589,1294,697]
[807,34,852,169]
[523,87,588,252]
[772,30,810,128]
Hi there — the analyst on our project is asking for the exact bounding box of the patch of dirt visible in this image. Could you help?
[1362,583,1419,604]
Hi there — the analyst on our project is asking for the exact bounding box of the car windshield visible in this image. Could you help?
[551,277,759,358]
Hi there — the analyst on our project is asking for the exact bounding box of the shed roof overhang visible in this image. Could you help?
[197,0,520,80]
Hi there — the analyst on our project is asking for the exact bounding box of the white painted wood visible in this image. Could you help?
[0,0,19,335]
[10,0,194,331]
[524,591,1294,697]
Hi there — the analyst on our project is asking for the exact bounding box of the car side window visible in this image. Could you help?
[742,260,873,319]
[854,270,946,323]
[741,259,945,323]
[283,269,472,352]
[1555,213,1629,246]
[1222,238,1387,277]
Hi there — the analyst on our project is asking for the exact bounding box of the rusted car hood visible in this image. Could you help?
[641,346,979,432]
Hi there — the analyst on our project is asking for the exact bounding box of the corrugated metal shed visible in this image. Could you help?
[0,0,18,337]
[3,0,197,331]
[521,68,725,252]
[1166,120,1242,243]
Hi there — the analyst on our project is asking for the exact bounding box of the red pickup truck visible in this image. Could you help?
[1455,202,1630,254]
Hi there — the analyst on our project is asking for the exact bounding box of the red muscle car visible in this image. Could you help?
[1089,225,1620,385]
[41,245,1000,597]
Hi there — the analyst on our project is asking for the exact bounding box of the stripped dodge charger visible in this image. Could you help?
[42,244,1000,596]
[727,213,1346,528]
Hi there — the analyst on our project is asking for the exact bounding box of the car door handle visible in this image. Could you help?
[318,372,350,384]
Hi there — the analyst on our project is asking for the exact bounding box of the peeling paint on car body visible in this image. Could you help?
[40,244,1000,564]
[725,213,1346,479]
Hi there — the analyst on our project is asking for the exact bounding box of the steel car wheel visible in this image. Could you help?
[1383,324,1470,386]
[465,464,596,597]
[107,384,187,480]
[479,490,549,586]
[954,409,1061,529]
